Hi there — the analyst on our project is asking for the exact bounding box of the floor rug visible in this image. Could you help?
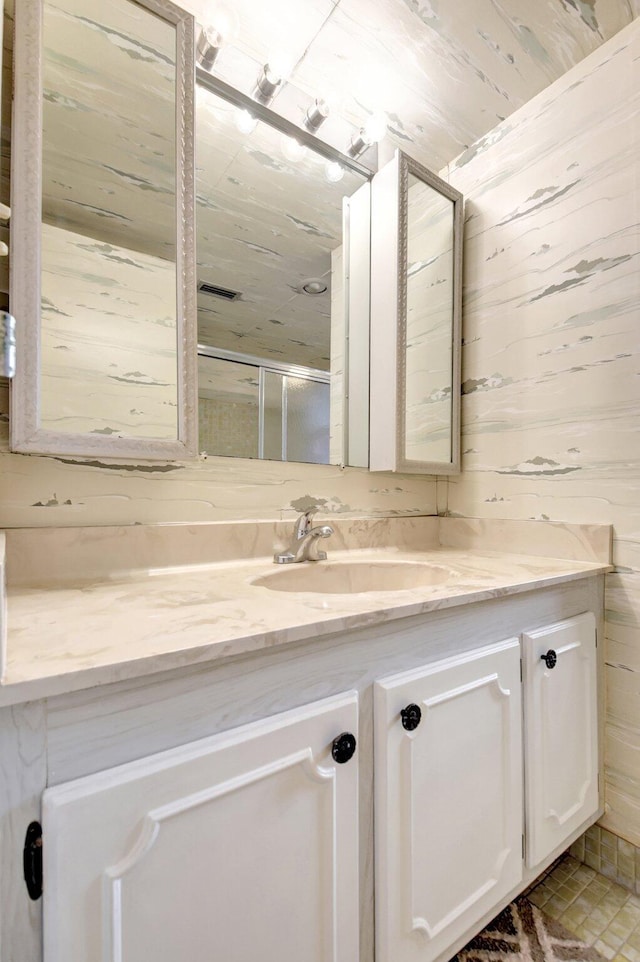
[452,896,606,962]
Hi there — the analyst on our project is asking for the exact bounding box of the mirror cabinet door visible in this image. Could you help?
[194,81,371,469]
[370,150,462,475]
[10,0,197,459]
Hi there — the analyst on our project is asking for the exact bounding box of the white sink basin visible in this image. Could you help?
[252,561,456,594]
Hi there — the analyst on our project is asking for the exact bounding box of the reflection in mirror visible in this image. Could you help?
[41,0,176,438]
[195,85,369,466]
[405,174,455,464]
[10,0,196,458]
[198,354,260,459]
[197,350,330,463]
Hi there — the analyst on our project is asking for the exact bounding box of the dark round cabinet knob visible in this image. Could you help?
[332,732,357,764]
[23,821,43,901]
[401,703,422,731]
[541,649,558,670]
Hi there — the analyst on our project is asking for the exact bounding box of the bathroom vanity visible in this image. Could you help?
[0,517,610,962]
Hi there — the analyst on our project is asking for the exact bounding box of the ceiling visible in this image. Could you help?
[180,0,639,173]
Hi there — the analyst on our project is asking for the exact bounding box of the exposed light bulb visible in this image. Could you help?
[235,109,257,134]
[348,111,388,156]
[325,161,345,183]
[282,136,306,162]
[267,52,295,84]
[206,2,240,43]
[363,112,388,144]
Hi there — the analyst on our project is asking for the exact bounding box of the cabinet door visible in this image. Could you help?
[375,639,523,962]
[523,611,599,868]
[42,692,359,962]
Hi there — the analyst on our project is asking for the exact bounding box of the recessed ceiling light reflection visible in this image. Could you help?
[282,136,306,162]
[325,161,345,183]
[235,109,257,134]
[301,277,328,295]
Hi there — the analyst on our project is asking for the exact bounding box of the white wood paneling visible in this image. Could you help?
[0,701,47,962]
[446,19,640,844]
[375,639,523,962]
[43,691,359,962]
[523,612,599,867]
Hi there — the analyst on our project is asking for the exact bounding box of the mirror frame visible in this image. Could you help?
[370,149,463,475]
[10,0,198,459]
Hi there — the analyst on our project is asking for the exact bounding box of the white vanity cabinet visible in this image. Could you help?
[374,639,524,962]
[0,575,604,962]
[374,612,600,962]
[41,692,360,962]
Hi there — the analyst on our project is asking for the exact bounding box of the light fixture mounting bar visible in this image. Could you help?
[196,67,375,177]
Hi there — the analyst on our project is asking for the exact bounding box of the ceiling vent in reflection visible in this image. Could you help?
[198,281,241,301]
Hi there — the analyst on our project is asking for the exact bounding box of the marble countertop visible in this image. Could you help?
[1,517,611,706]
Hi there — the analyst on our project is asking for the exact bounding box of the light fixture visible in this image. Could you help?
[282,136,306,162]
[300,278,328,295]
[235,108,258,134]
[268,53,295,83]
[254,54,293,104]
[255,63,283,104]
[196,25,223,70]
[324,161,345,183]
[348,111,388,156]
[196,6,239,70]
[363,112,388,143]
[305,99,330,132]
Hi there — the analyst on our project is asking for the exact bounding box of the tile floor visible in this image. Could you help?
[528,854,640,962]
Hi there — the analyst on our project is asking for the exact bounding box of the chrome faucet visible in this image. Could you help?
[274,509,334,564]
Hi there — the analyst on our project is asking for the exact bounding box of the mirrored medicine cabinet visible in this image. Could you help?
[10,0,197,459]
[370,150,463,475]
[9,5,463,474]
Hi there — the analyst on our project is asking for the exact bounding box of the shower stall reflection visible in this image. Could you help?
[198,349,330,464]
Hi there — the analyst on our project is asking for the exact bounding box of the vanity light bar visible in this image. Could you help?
[196,67,374,178]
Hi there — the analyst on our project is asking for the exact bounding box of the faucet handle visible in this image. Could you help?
[295,507,319,539]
